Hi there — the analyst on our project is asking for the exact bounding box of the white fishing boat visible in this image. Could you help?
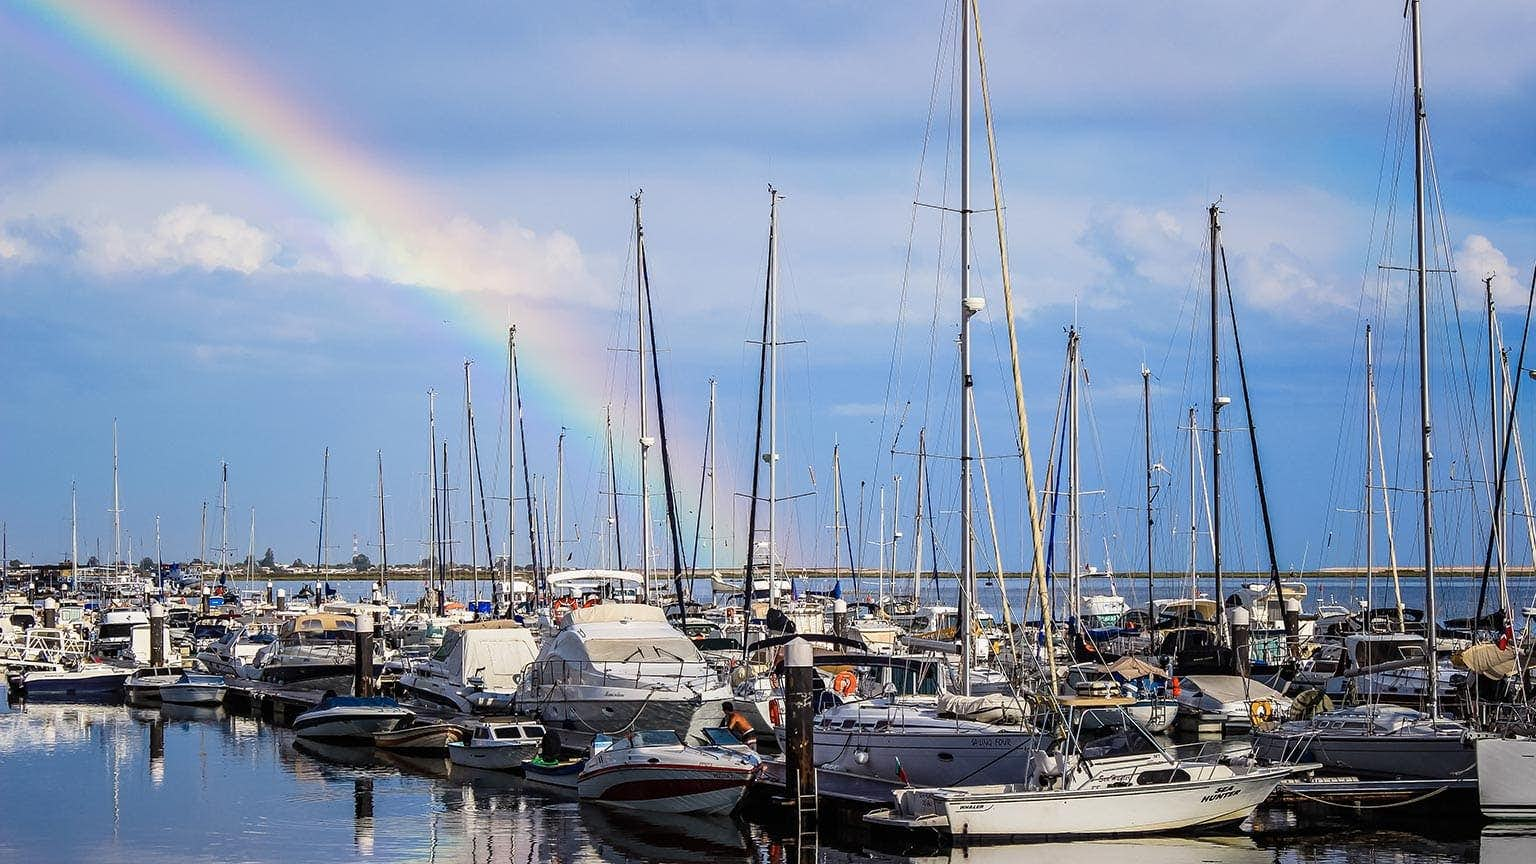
[445,721,546,770]
[1478,734,1536,819]
[577,729,760,815]
[158,671,227,706]
[292,694,413,742]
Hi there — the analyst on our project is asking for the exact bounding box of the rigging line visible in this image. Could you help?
[1476,264,1536,623]
[640,232,690,615]
[873,0,956,491]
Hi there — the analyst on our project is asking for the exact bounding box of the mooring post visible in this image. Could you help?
[149,602,166,667]
[1229,605,1251,677]
[41,597,58,629]
[832,598,848,638]
[266,580,275,606]
[353,612,375,698]
[784,636,817,849]
[1283,598,1301,658]
[200,586,211,616]
[276,588,287,612]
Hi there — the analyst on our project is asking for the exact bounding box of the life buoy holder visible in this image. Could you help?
[1248,699,1274,726]
[832,670,859,697]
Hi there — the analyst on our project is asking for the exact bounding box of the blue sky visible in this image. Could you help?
[2,1,1535,579]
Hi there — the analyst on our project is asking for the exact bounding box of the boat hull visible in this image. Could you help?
[159,683,227,706]
[293,707,411,742]
[1253,728,1476,781]
[447,741,536,771]
[522,757,585,790]
[373,723,464,754]
[871,766,1296,839]
[578,763,753,815]
[1478,736,1536,819]
[19,667,130,701]
[526,689,715,739]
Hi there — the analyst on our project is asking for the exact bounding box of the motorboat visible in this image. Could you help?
[196,622,276,678]
[292,694,413,742]
[1065,658,1178,734]
[17,663,131,701]
[865,697,1312,839]
[577,729,760,815]
[1252,703,1476,780]
[94,608,170,664]
[397,620,538,713]
[517,603,732,738]
[445,720,546,771]
[158,671,227,706]
[123,666,185,704]
[260,614,371,692]
[372,722,465,755]
[522,754,586,790]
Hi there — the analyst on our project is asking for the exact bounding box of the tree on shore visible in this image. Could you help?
[260,548,276,568]
[352,553,371,572]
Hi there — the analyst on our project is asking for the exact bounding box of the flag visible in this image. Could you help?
[894,755,910,786]
[831,581,842,600]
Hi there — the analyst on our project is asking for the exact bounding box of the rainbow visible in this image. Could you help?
[6,0,627,438]
[4,0,768,564]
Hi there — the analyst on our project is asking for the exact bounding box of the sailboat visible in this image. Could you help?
[1252,0,1477,783]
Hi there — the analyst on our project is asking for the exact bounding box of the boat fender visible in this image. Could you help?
[769,698,782,726]
[1170,676,1181,697]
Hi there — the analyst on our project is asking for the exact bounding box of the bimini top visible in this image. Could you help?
[282,613,357,634]
[547,569,645,586]
[563,602,668,627]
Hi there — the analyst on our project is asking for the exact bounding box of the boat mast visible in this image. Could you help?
[634,192,654,601]
[766,187,782,606]
[464,360,478,602]
[1365,324,1375,615]
[708,378,718,575]
[957,0,976,696]
[555,428,566,574]
[428,392,443,615]
[1143,365,1155,633]
[1487,277,1508,617]
[71,482,78,589]
[832,444,843,582]
[317,449,328,578]
[507,330,517,583]
[220,461,230,577]
[246,507,255,593]
[112,418,121,573]
[1067,328,1081,626]
[1208,203,1225,644]
[606,405,623,570]
[1187,406,1198,603]
[1409,0,1441,719]
[377,451,389,597]
[153,514,161,591]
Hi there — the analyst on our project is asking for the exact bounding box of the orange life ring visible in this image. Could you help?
[832,670,859,697]
[581,597,599,608]
[769,698,782,726]
[552,598,577,617]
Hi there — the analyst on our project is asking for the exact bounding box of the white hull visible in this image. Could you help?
[578,763,753,815]
[447,740,536,771]
[871,765,1297,838]
[293,706,412,741]
[159,683,226,706]
[526,687,724,739]
[1478,736,1536,819]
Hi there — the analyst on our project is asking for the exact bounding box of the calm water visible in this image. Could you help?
[0,699,1529,864]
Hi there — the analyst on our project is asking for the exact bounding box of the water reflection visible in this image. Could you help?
[0,703,1507,864]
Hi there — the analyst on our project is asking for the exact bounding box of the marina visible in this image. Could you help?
[5,0,1536,862]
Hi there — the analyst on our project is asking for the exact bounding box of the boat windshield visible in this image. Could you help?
[583,638,700,663]
[1072,707,1162,760]
[623,729,683,749]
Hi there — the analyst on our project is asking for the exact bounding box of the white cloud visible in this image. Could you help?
[79,204,277,275]
[1234,242,1347,316]
[828,402,887,418]
[1456,234,1524,307]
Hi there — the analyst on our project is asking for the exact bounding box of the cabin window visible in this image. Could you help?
[494,727,521,740]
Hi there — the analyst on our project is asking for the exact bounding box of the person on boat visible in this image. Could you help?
[722,702,757,749]
[537,727,563,763]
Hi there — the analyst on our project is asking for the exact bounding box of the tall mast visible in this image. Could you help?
[1365,324,1375,614]
[1143,366,1155,632]
[1487,277,1508,616]
[1187,406,1198,601]
[377,450,389,596]
[831,444,843,581]
[606,405,623,570]
[507,330,517,582]
[634,192,654,599]
[199,501,207,596]
[1067,328,1082,626]
[428,391,442,614]
[708,379,718,575]
[876,485,887,605]
[464,361,478,600]
[71,482,79,586]
[1409,0,1440,718]
[246,507,256,592]
[555,428,566,574]
[766,187,783,605]
[220,461,230,576]
[317,449,329,575]
[1208,203,1225,644]
[112,418,121,571]
[153,513,161,591]
[956,0,976,696]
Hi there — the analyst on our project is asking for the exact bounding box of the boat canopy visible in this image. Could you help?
[564,602,668,627]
